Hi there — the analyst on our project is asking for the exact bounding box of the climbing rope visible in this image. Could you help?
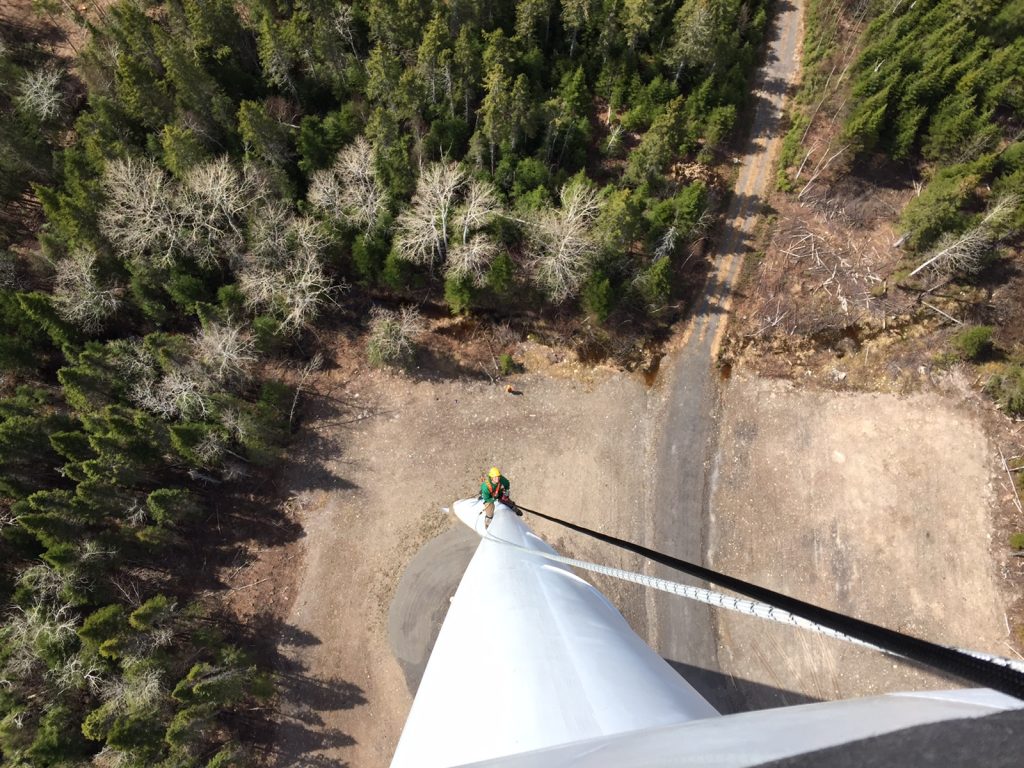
[482,527,1024,677]
[483,528,879,650]
[484,505,1024,701]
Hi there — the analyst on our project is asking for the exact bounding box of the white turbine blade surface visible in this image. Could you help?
[391,500,718,768]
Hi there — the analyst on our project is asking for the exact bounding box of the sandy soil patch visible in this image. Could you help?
[709,374,1013,706]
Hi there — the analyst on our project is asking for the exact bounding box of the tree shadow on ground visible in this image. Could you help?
[665,658,821,714]
[270,666,366,764]
[690,190,766,314]
[406,346,495,383]
[734,83,794,157]
[728,0,798,155]
[0,8,71,50]
[240,612,367,767]
[273,384,377,495]
[206,371,384,762]
[149,470,309,596]
[970,253,1021,294]
[164,382,380,593]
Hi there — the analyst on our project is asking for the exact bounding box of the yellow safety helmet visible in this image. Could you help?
[488,466,501,479]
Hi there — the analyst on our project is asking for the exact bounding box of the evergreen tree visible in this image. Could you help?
[0,388,72,499]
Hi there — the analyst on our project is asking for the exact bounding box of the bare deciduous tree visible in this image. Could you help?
[92,746,134,768]
[98,658,167,715]
[333,5,359,55]
[308,136,387,232]
[606,122,623,150]
[179,157,267,266]
[394,161,465,266]
[443,178,502,283]
[110,337,158,384]
[446,233,498,285]
[0,507,18,530]
[238,213,340,332]
[0,602,78,684]
[288,212,334,257]
[51,653,104,695]
[653,225,678,260]
[16,66,63,121]
[245,200,331,260]
[908,194,1021,278]
[102,156,275,270]
[133,368,213,420]
[219,407,249,445]
[53,248,122,332]
[455,178,500,241]
[124,498,149,528]
[18,563,87,606]
[79,540,117,564]
[193,322,257,385]
[527,179,602,302]
[393,165,504,282]
[99,157,184,267]
[245,200,293,264]
[194,429,227,466]
[288,352,324,428]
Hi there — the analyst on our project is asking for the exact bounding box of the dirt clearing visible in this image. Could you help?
[709,373,1014,707]
[268,345,656,767]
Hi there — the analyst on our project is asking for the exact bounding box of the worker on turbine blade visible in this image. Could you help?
[480,466,517,527]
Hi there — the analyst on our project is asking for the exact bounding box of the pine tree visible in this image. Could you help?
[417,13,454,110]
[106,1,175,129]
[0,388,73,499]
[453,26,482,122]
[0,291,52,371]
[626,96,686,185]
[479,65,512,171]
[237,100,295,171]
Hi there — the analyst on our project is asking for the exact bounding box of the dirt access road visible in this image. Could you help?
[645,0,803,699]
[257,0,1015,764]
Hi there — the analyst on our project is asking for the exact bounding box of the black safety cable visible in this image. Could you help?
[515,504,1024,701]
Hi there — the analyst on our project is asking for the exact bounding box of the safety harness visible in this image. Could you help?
[485,476,507,501]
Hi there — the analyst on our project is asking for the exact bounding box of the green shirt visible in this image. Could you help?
[480,476,510,502]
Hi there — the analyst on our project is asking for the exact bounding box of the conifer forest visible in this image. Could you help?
[1,0,1022,765]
